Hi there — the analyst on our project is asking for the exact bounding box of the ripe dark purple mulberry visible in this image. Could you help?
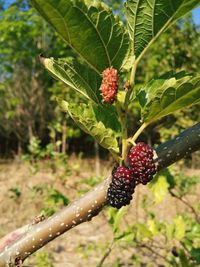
[127,142,157,185]
[100,67,118,104]
[107,166,136,209]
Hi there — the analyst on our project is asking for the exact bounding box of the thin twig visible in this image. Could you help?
[96,239,114,267]
[139,243,171,264]
[169,189,200,223]
[128,122,149,145]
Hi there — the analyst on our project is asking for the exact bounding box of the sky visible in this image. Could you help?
[193,6,200,25]
[3,0,200,25]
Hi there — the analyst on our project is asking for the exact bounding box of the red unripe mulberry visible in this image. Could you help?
[100,67,118,104]
[127,142,157,185]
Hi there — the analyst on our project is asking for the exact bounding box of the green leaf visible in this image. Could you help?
[47,188,70,206]
[191,248,200,264]
[108,207,127,234]
[147,219,158,236]
[148,175,169,204]
[113,208,126,234]
[60,100,121,153]
[115,230,135,242]
[165,223,174,241]
[125,0,200,60]
[31,0,130,73]
[135,223,153,240]
[158,169,176,190]
[108,207,129,238]
[174,216,186,241]
[186,224,200,240]
[137,71,200,123]
[179,249,191,267]
[41,56,101,104]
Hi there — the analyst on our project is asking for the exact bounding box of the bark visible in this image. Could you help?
[94,140,100,176]
[61,122,67,154]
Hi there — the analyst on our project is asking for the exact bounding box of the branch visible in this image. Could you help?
[169,189,200,223]
[155,122,200,171]
[0,123,200,267]
[96,239,114,267]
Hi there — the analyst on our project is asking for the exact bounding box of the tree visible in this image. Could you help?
[0,0,99,156]
[0,0,68,153]
[0,0,200,266]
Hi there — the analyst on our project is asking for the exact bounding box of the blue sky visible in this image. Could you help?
[193,6,200,25]
[3,0,200,25]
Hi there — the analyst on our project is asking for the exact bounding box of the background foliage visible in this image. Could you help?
[0,0,200,157]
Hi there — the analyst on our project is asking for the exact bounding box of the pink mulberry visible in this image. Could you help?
[100,67,118,104]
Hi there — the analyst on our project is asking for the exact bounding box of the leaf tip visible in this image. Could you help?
[39,55,53,69]
[39,54,46,66]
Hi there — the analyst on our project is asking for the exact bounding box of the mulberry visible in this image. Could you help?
[107,166,136,209]
[100,67,118,104]
[127,142,156,185]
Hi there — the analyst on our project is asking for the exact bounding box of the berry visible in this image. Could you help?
[127,142,157,185]
[107,166,136,209]
[100,67,118,104]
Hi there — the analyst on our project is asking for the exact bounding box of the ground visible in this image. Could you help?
[0,158,199,266]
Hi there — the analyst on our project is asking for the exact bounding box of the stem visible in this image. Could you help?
[124,60,138,109]
[139,243,171,264]
[169,189,200,223]
[120,61,138,162]
[128,122,149,145]
[115,101,128,162]
[180,241,196,262]
[122,139,128,163]
[96,239,114,267]
[129,60,138,87]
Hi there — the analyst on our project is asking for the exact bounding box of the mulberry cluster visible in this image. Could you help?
[107,143,157,209]
[100,67,118,104]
